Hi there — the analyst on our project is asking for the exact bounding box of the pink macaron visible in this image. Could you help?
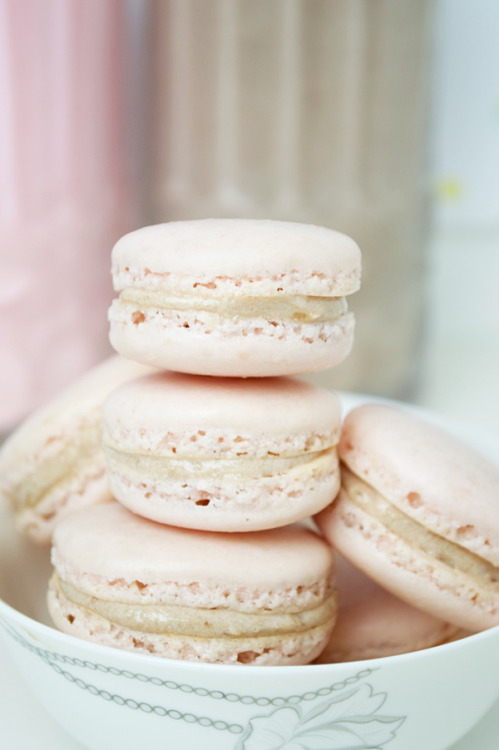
[0,356,153,543]
[102,371,342,531]
[315,554,465,663]
[48,502,337,665]
[316,404,499,632]
[108,219,361,377]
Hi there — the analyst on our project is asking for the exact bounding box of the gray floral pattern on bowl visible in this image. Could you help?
[2,618,405,748]
[238,686,405,749]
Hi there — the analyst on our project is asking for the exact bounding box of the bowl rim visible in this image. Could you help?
[2,596,499,677]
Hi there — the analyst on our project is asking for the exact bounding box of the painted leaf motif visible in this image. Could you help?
[281,728,369,750]
[238,707,301,750]
[295,717,405,749]
[299,688,361,725]
[239,682,405,750]
[299,685,386,729]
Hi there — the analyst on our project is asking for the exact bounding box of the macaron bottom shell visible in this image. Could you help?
[314,554,467,664]
[108,301,354,376]
[315,613,462,664]
[105,447,340,531]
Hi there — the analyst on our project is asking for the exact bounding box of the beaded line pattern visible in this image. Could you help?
[2,619,243,734]
[1,618,375,703]
[1,618,405,747]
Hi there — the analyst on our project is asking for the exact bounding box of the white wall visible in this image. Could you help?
[431,0,499,229]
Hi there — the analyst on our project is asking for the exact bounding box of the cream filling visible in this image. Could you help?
[119,289,347,323]
[342,467,499,592]
[104,446,338,480]
[14,423,101,510]
[55,574,337,637]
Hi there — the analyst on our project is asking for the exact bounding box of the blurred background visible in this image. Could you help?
[0,0,498,434]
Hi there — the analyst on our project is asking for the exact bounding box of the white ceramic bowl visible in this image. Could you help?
[1,394,498,750]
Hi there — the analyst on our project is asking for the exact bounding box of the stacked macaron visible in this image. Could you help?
[48,218,362,665]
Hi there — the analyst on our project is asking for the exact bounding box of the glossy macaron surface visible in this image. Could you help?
[338,404,499,563]
[110,219,361,293]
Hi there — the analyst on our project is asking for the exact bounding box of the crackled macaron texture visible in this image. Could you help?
[102,372,342,531]
[0,356,153,543]
[48,503,337,665]
[108,219,361,377]
[315,554,465,663]
[316,404,499,632]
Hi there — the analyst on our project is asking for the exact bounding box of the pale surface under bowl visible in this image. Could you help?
[1,393,498,750]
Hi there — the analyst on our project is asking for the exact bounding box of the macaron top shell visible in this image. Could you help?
[51,503,334,611]
[112,219,361,296]
[103,372,342,456]
[339,404,499,566]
